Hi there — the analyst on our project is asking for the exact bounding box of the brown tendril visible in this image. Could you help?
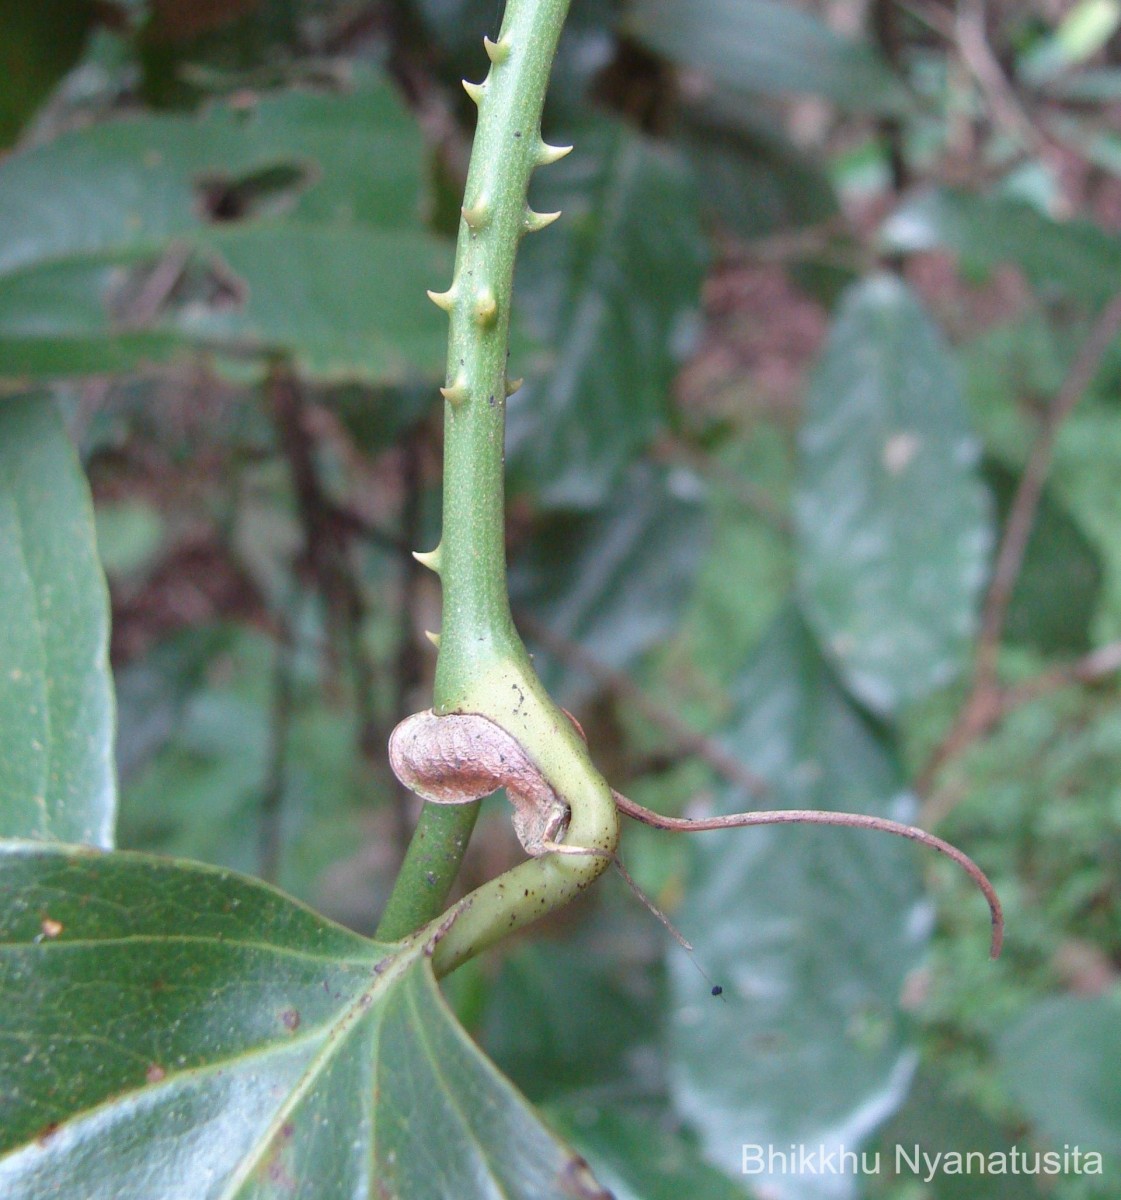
[389,709,1004,958]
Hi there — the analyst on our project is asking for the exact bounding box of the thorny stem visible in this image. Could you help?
[379,1,1003,974]
[377,0,620,953]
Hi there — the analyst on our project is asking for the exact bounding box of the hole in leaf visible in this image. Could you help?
[195,161,315,222]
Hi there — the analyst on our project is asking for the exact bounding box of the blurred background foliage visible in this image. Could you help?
[2,0,1121,1195]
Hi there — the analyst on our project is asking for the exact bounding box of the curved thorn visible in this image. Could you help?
[439,380,468,406]
[462,79,486,106]
[537,141,573,165]
[426,286,456,312]
[424,630,441,648]
[612,792,1005,959]
[523,208,561,234]
[483,35,510,64]
[413,546,442,573]
[505,376,524,397]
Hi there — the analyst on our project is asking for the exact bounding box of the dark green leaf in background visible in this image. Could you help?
[626,0,908,114]
[867,1070,1046,1199]
[507,122,707,509]
[667,610,927,1196]
[481,939,659,1102]
[998,993,1121,1157]
[511,464,709,703]
[881,189,1121,308]
[0,397,115,847]
[0,842,610,1199]
[678,99,840,244]
[0,72,450,383]
[983,459,1103,655]
[0,0,94,147]
[552,1105,752,1200]
[795,274,991,716]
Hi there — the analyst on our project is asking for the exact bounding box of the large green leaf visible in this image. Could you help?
[0,397,114,847]
[0,841,610,1199]
[667,610,928,1196]
[626,0,907,114]
[507,122,707,509]
[795,275,990,716]
[510,464,708,703]
[881,189,1121,307]
[0,73,450,383]
[998,993,1121,1157]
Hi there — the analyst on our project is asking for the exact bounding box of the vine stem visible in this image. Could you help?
[377,0,620,954]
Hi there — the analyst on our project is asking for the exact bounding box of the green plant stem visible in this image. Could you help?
[377,0,619,949]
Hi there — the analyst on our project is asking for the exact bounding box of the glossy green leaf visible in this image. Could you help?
[667,610,928,1194]
[0,841,610,1199]
[511,464,708,703]
[507,122,707,508]
[881,189,1121,307]
[998,993,1121,1156]
[626,0,907,113]
[0,397,114,847]
[0,73,449,383]
[795,275,990,716]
